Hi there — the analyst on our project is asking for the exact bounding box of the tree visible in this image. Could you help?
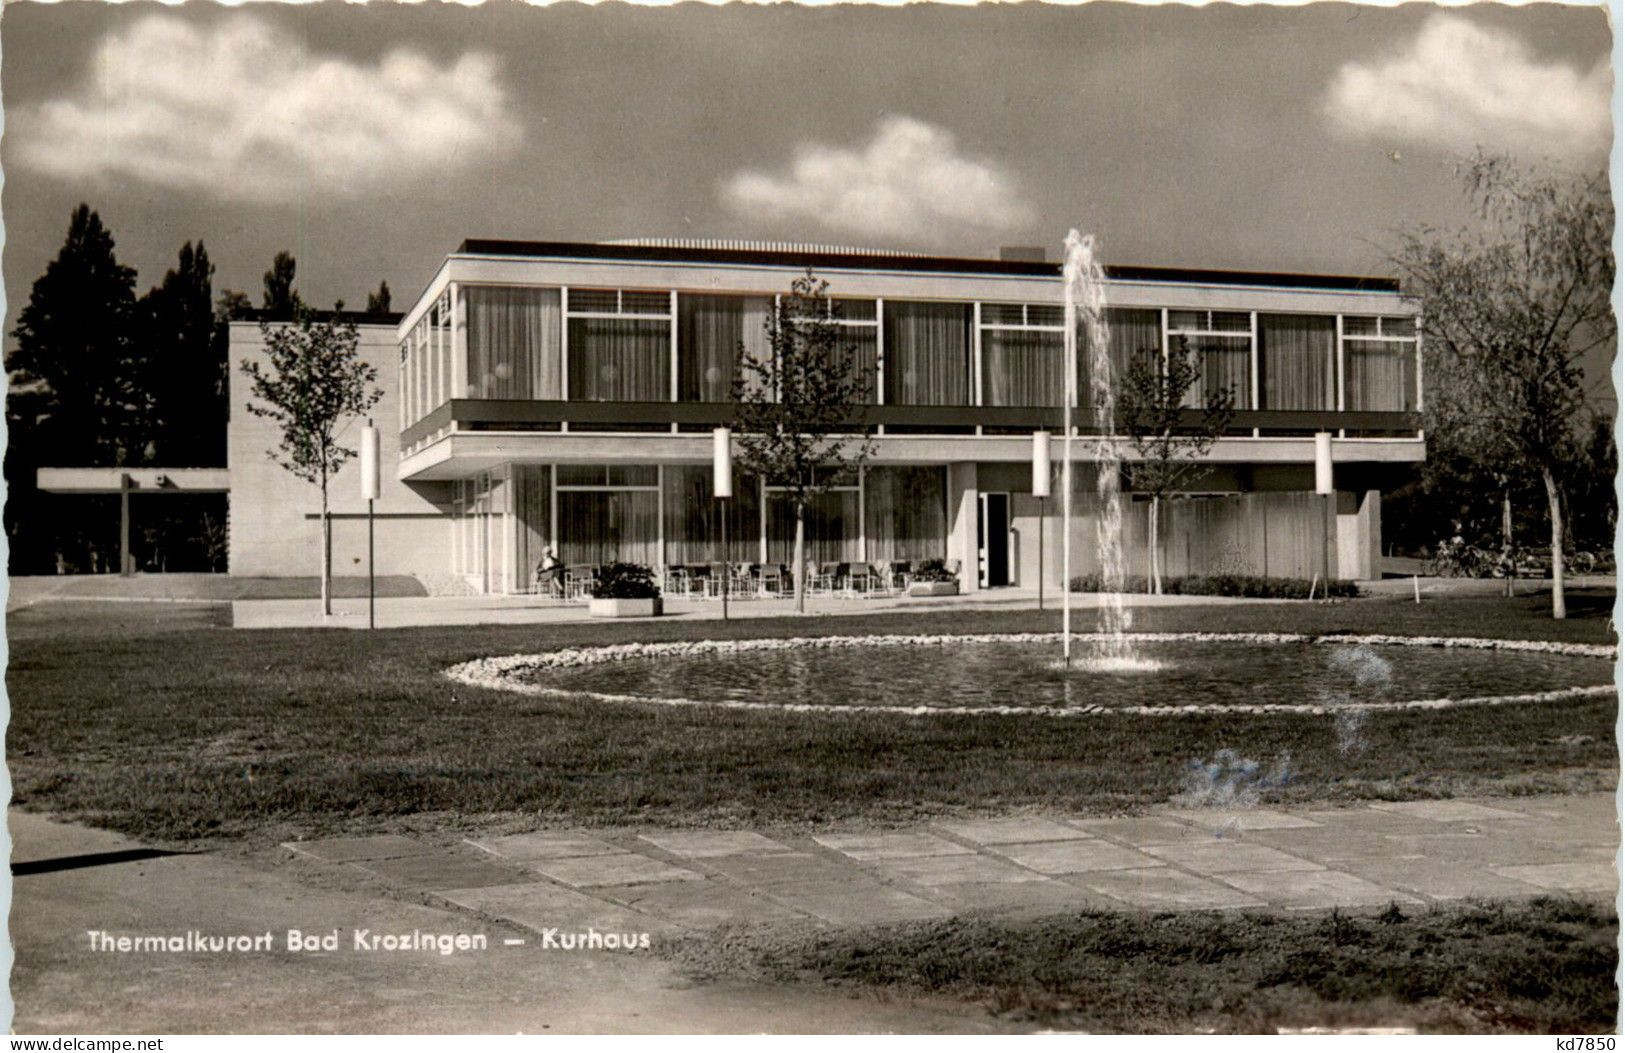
[240,306,381,614]
[731,272,875,613]
[140,241,225,466]
[1390,152,1613,619]
[6,205,140,572]
[1117,336,1236,594]
[365,281,393,316]
[261,251,302,316]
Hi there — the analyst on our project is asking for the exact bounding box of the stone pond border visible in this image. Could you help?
[444,632,1616,719]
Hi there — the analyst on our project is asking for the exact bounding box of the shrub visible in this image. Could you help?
[589,562,661,599]
[1068,573,1357,599]
[911,558,959,584]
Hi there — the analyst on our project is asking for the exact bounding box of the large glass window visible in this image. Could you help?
[677,294,773,402]
[661,464,761,564]
[980,303,1064,407]
[1166,310,1252,407]
[864,466,946,561]
[786,298,878,402]
[555,463,661,567]
[1258,314,1336,410]
[884,301,971,406]
[1343,317,1418,411]
[1081,307,1161,412]
[464,286,562,399]
[566,289,671,402]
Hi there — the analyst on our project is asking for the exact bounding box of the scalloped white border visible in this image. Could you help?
[444,632,1617,718]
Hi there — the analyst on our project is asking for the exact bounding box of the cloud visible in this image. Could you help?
[1325,15,1610,158]
[13,15,522,203]
[721,116,1035,243]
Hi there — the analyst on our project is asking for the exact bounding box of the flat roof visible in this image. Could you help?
[455,238,1402,293]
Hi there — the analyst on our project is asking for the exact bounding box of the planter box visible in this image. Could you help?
[588,596,664,618]
[907,581,959,597]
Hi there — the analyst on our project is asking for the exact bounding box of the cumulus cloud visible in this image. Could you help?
[14,15,522,202]
[1325,14,1610,157]
[721,116,1034,242]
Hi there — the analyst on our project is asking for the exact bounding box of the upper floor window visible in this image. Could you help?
[677,294,773,402]
[1166,309,1252,408]
[567,288,670,402]
[1258,314,1336,411]
[980,302,1063,407]
[464,285,562,400]
[1342,315,1418,412]
[884,301,972,406]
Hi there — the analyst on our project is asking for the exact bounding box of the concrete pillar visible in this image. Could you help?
[946,462,979,591]
[1336,489,1383,580]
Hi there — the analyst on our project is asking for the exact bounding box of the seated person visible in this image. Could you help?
[535,547,565,597]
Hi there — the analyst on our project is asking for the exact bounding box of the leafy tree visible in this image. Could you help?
[240,306,381,614]
[730,272,875,613]
[140,241,225,466]
[6,205,140,572]
[260,250,302,316]
[216,289,253,322]
[365,281,393,316]
[1117,336,1236,594]
[1390,152,1613,618]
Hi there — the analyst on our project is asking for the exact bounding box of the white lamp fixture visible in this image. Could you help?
[1313,432,1334,495]
[360,425,381,501]
[1031,430,1052,498]
[712,427,733,498]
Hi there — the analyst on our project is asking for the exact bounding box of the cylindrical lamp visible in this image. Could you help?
[360,424,381,501]
[1031,430,1052,498]
[713,427,733,498]
[1313,432,1334,495]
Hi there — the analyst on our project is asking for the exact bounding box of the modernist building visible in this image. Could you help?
[227,239,1423,593]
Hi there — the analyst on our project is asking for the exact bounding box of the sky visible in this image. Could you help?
[0,2,1613,374]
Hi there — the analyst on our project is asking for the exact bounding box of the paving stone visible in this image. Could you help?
[875,854,1050,887]
[530,853,703,889]
[699,852,851,887]
[1073,868,1267,911]
[283,835,430,863]
[992,840,1162,875]
[929,879,1111,915]
[1218,869,1420,910]
[935,818,1095,846]
[1490,862,1617,893]
[1070,816,1206,846]
[1368,800,1530,823]
[1294,808,1457,835]
[812,831,974,861]
[353,850,533,890]
[1245,827,1412,863]
[761,878,949,925]
[1142,841,1322,875]
[1333,857,1549,901]
[1163,809,1322,832]
[1380,833,1569,867]
[467,833,627,862]
[637,831,795,859]
[438,880,673,936]
[597,880,808,927]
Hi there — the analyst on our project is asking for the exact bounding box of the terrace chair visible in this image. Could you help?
[888,561,913,593]
[815,562,841,597]
[732,562,757,596]
[844,562,876,597]
[757,563,787,598]
[706,561,730,599]
[564,564,596,602]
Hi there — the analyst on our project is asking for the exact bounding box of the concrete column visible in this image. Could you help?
[1336,489,1383,581]
[946,462,979,591]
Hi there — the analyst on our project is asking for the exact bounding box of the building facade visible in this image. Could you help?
[228,239,1423,592]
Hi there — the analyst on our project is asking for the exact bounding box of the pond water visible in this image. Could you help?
[515,638,1613,713]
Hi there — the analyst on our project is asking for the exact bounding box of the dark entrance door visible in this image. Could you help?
[980,492,1011,587]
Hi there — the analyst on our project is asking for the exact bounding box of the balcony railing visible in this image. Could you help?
[401,400,1421,449]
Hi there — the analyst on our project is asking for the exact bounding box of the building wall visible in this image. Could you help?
[228,322,455,579]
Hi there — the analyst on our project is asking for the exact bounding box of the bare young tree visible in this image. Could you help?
[731,272,875,613]
[240,306,382,615]
[1391,152,1613,619]
[1118,336,1236,594]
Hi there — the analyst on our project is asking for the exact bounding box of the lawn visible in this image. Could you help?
[6,589,1617,843]
[662,898,1619,1033]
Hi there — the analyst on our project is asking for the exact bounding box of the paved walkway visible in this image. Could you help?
[282,795,1618,936]
[232,587,1290,630]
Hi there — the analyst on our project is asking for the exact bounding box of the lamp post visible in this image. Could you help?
[1032,430,1051,611]
[1314,431,1333,598]
[361,420,380,629]
[714,427,732,621]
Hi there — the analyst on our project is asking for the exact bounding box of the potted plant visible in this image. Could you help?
[907,558,959,597]
[587,562,664,618]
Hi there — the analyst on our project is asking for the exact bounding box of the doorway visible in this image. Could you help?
[978,492,1011,588]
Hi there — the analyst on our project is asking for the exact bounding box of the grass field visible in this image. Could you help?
[663,898,1619,1033]
[6,588,1616,843]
